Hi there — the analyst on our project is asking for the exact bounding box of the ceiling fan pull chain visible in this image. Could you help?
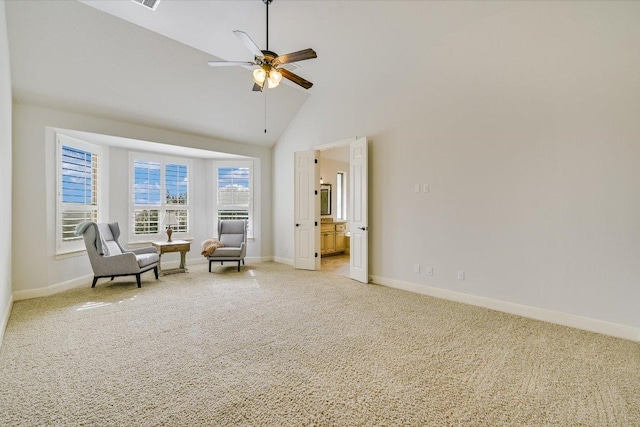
[264,90,267,133]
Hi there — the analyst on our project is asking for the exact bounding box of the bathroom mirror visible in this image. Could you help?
[320,184,331,215]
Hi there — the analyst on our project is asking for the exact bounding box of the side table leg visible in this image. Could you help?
[179,251,186,270]
[158,253,163,275]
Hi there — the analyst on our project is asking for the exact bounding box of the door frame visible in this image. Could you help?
[302,136,368,282]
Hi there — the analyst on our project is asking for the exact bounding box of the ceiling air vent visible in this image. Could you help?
[132,0,161,11]
[280,63,300,73]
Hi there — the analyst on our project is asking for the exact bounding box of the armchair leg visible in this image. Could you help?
[136,274,141,288]
[91,277,98,288]
[209,261,212,273]
[154,266,158,280]
[111,276,115,281]
[237,261,241,272]
[242,260,245,265]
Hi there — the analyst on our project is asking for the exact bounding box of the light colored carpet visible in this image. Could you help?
[1,262,638,426]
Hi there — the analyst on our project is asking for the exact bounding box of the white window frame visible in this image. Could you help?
[336,171,347,221]
[56,134,105,255]
[213,160,254,238]
[129,152,193,243]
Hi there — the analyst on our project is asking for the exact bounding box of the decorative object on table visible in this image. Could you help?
[201,239,225,257]
[207,220,247,272]
[75,221,159,288]
[162,211,178,242]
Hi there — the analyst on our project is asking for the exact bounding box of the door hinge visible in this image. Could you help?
[315,252,318,257]
[315,221,318,226]
[314,159,318,164]
[315,190,318,195]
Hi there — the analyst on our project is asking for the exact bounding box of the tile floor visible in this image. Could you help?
[320,253,349,277]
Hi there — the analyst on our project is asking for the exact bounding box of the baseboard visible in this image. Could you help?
[13,274,93,301]
[273,257,293,266]
[13,256,275,302]
[371,275,640,343]
[0,293,13,349]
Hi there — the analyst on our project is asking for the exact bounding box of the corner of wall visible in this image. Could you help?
[0,293,12,349]
[0,0,14,349]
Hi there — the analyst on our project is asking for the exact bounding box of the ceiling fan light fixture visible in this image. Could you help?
[252,68,266,84]
[267,69,282,88]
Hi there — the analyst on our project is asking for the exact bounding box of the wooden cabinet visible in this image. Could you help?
[335,231,345,252]
[321,231,335,254]
[321,221,346,256]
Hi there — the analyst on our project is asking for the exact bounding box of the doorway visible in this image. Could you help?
[294,137,369,283]
[319,146,350,277]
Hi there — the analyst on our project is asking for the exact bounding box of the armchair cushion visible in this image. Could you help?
[210,246,243,258]
[136,253,159,268]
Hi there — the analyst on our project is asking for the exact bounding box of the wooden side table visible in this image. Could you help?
[151,240,191,275]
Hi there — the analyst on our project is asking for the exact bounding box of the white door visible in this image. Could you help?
[349,137,368,283]
[294,150,320,270]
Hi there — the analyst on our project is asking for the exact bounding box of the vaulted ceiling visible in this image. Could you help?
[6,0,511,147]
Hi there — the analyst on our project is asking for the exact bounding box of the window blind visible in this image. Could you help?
[60,145,99,242]
[217,166,251,225]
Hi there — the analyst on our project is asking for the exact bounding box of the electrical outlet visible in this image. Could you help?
[458,271,465,280]
[426,267,433,276]
[414,264,420,273]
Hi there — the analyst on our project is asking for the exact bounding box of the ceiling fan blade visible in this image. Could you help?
[273,48,317,66]
[252,82,263,92]
[279,68,313,90]
[207,61,255,67]
[233,30,264,58]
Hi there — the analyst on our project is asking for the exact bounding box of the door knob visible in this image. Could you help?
[358,227,368,231]
[296,223,300,227]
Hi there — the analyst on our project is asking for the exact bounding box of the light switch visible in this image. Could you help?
[423,184,429,193]
[414,184,420,193]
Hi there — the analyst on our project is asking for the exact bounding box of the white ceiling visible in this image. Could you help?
[6,0,513,148]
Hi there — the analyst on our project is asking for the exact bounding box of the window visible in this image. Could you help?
[214,161,253,237]
[336,171,346,220]
[130,153,191,241]
[56,134,103,254]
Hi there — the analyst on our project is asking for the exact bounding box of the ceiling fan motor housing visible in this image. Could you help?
[259,50,278,64]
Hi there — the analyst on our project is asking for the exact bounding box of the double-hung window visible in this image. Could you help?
[214,161,253,237]
[56,134,103,254]
[130,153,191,241]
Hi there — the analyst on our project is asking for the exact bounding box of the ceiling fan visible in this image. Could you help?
[207,0,317,91]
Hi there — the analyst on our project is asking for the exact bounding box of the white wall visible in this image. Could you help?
[0,0,12,343]
[12,103,273,294]
[274,2,640,332]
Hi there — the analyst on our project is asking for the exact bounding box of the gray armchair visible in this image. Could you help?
[208,220,247,272]
[79,222,159,288]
